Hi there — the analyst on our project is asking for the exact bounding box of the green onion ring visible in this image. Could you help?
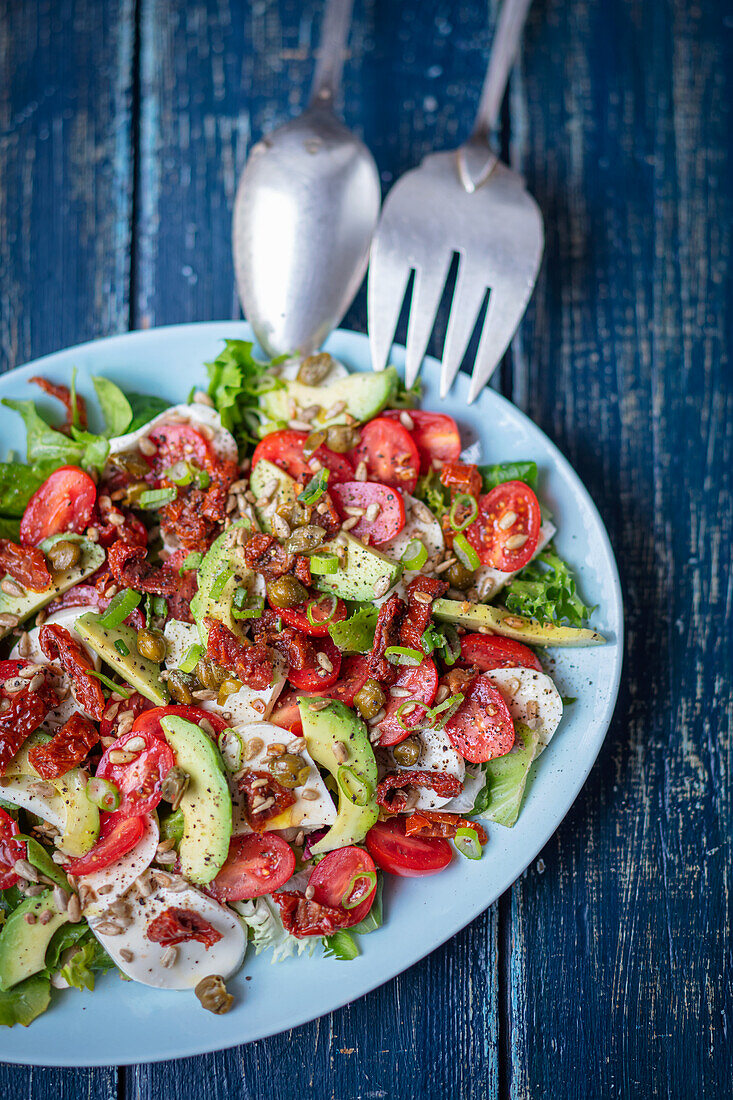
[306,594,338,626]
[178,643,204,674]
[395,699,430,730]
[454,826,483,860]
[309,553,339,576]
[452,532,480,572]
[449,493,478,532]
[86,777,121,813]
[401,539,428,570]
[100,588,142,630]
[337,765,372,807]
[341,870,377,909]
[384,645,423,667]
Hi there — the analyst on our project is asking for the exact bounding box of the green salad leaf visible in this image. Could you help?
[0,974,51,1028]
[322,930,359,961]
[328,605,379,653]
[91,376,133,437]
[472,722,540,827]
[414,467,449,519]
[0,463,48,516]
[503,545,594,627]
[386,375,421,410]
[479,460,538,491]
[206,339,285,448]
[0,517,20,540]
[126,392,171,433]
[58,938,114,992]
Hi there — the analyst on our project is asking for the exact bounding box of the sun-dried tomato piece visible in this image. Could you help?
[404,810,488,845]
[292,555,311,587]
[30,376,88,431]
[107,540,179,596]
[39,623,106,721]
[271,891,353,938]
[0,674,59,774]
[440,462,482,499]
[368,593,405,685]
[146,906,223,949]
[255,611,315,672]
[205,618,273,689]
[243,534,294,580]
[0,540,52,592]
[238,770,296,832]
[376,770,463,813]
[27,713,99,779]
[400,574,449,652]
[96,500,147,549]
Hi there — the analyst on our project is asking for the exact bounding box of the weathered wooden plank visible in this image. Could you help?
[507,0,732,1095]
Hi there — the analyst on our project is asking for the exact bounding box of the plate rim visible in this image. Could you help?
[0,321,623,1065]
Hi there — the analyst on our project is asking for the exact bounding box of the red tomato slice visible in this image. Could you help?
[330,481,406,545]
[276,596,347,637]
[131,704,228,739]
[0,806,26,889]
[66,814,145,876]
[252,430,354,483]
[269,688,310,736]
[286,637,341,691]
[377,658,439,747]
[352,418,420,493]
[146,421,216,479]
[328,654,372,706]
[460,634,543,673]
[308,845,378,925]
[444,674,515,762]
[384,410,461,473]
[96,729,175,817]
[208,833,296,901]
[20,465,97,546]
[465,481,541,572]
[366,816,452,877]
[0,659,27,682]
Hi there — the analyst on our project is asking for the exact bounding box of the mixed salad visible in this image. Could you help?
[0,343,604,1026]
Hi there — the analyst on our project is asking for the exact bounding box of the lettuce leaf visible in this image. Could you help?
[414,467,449,519]
[233,896,316,964]
[0,463,48,516]
[328,606,378,653]
[91,376,132,437]
[503,545,594,627]
[126,393,171,433]
[206,340,285,448]
[0,974,51,1028]
[478,460,537,491]
[322,930,359,960]
[58,938,114,992]
[472,722,540,826]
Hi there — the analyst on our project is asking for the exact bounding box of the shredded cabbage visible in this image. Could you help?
[233,896,316,964]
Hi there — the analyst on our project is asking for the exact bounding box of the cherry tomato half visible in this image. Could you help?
[276,596,347,637]
[384,410,461,473]
[377,658,439,747]
[131,703,229,739]
[465,481,541,572]
[96,728,175,818]
[252,430,354,483]
[269,689,308,736]
[352,418,420,493]
[209,833,296,901]
[0,806,26,889]
[328,654,372,706]
[146,421,216,480]
[308,845,378,925]
[366,816,452,877]
[330,481,406,545]
[444,673,515,762]
[66,813,145,876]
[20,465,97,546]
[286,637,341,692]
[460,634,543,673]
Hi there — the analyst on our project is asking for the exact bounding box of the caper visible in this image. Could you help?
[325,425,360,453]
[195,974,234,1015]
[284,525,326,554]
[302,429,327,459]
[297,352,333,386]
[136,628,167,663]
[168,670,195,705]
[446,559,475,590]
[217,678,242,707]
[353,678,386,720]
[269,752,308,789]
[160,765,190,810]
[266,575,308,609]
[46,539,81,573]
[123,480,149,505]
[392,736,421,767]
[195,657,228,690]
[111,451,150,479]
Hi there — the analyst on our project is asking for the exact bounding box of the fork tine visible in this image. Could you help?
[439,258,488,397]
[466,289,522,403]
[403,256,452,388]
[367,247,413,372]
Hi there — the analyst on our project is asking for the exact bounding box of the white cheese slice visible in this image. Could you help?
[88,883,246,990]
[377,493,445,604]
[228,721,336,834]
[482,667,563,753]
[389,724,465,810]
[108,403,238,465]
[79,815,159,915]
[472,519,556,602]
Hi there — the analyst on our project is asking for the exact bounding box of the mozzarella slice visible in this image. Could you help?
[472,519,556,602]
[88,883,246,989]
[108,404,238,464]
[377,493,445,604]
[163,619,199,667]
[79,815,159,915]
[277,356,348,384]
[229,721,336,834]
[390,725,465,810]
[483,667,563,753]
[0,775,65,830]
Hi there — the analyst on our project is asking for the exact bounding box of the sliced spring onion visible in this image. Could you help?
[337,765,372,808]
[178,643,204,674]
[100,588,141,629]
[449,493,478,532]
[454,826,483,860]
[309,553,339,576]
[113,639,130,657]
[218,728,245,773]
[209,567,232,600]
[195,467,210,490]
[232,589,264,620]
[401,539,428,570]
[306,594,338,626]
[395,699,430,730]
[162,460,194,487]
[179,551,203,576]
[441,624,461,666]
[341,870,377,910]
[298,467,330,505]
[427,692,465,729]
[452,532,480,572]
[232,604,264,621]
[86,777,121,813]
[139,487,177,510]
[384,645,423,667]
[89,671,132,697]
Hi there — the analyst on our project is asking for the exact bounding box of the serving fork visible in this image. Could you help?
[367,0,543,402]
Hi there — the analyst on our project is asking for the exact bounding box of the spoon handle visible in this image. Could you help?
[471,0,533,139]
[309,0,354,106]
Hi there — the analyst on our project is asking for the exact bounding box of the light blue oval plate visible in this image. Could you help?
[0,322,622,1066]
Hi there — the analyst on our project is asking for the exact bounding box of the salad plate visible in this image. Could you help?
[0,321,622,1066]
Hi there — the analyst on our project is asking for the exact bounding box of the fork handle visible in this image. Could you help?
[472,0,534,138]
[309,0,354,107]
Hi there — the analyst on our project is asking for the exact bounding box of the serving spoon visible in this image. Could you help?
[232,0,380,358]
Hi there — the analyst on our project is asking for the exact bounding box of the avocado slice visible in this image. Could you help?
[432,598,606,647]
[260,367,398,434]
[298,697,378,855]
[314,532,403,603]
[0,534,105,641]
[0,891,69,991]
[249,459,298,533]
[160,715,232,884]
[190,519,257,644]
[74,611,169,705]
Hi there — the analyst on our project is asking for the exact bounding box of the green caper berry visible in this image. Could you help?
[217,678,242,706]
[195,975,233,1015]
[353,679,386,720]
[112,451,151,479]
[266,575,309,609]
[46,539,81,573]
[136,628,167,663]
[284,525,326,555]
[168,670,195,705]
[296,353,333,386]
[123,480,149,505]
[325,425,359,453]
[195,657,227,690]
[446,559,475,590]
[269,753,308,789]
[392,736,421,767]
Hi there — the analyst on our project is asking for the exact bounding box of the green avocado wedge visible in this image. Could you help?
[260,367,398,434]
[74,612,169,705]
[190,518,257,644]
[0,892,69,991]
[314,533,402,603]
[0,534,105,640]
[432,598,606,647]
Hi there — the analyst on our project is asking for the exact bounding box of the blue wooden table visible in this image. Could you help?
[0,0,731,1095]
